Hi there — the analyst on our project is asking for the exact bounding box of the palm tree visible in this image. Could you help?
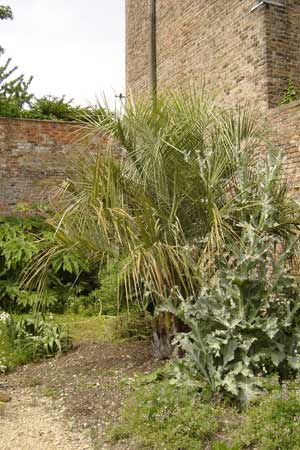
[25,87,300,357]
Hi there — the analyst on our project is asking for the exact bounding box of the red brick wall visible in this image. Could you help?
[1,105,300,216]
[126,0,300,109]
[126,0,268,107]
[267,101,300,193]
[264,0,300,107]
[0,117,105,215]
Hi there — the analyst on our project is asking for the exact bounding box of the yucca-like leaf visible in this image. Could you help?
[24,86,300,310]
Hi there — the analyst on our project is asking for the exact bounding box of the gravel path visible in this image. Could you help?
[0,340,158,450]
[0,387,93,450]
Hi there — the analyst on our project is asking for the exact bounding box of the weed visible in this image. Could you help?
[28,377,42,387]
[42,387,58,398]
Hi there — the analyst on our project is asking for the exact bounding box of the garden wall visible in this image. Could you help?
[0,117,105,215]
[1,103,300,216]
[126,0,300,108]
[267,101,300,194]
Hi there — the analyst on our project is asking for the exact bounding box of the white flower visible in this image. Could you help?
[0,311,10,323]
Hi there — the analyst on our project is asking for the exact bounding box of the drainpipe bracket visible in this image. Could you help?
[251,0,285,12]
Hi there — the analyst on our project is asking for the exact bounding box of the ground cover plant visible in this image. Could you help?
[110,370,300,450]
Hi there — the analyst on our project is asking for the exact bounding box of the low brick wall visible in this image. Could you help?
[267,101,300,194]
[0,117,105,215]
[1,105,300,215]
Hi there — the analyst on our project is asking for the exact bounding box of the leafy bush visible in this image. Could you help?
[21,95,104,122]
[0,216,98,314]
[31,89,300,330]
[111,310,153,340]
[0,216,44,310]
[165,224,300,405]
[0,57,33,117]
[0,5,13,21]
[111,379,222,450]
[5,314,72,358]
[67,290,103,316]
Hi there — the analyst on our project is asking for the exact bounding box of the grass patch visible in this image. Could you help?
[53,314,115,342]
[0,313,117,371]
[110,378,224,450]
[110,368,300,450]
[235,388,300,450]
[52,312,151,343]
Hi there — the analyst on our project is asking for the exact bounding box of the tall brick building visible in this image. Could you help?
[2,0,300,214]
[126,0,300,109]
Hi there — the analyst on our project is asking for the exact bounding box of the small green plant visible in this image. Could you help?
[41,386,58,398]
[67,290,103,316]
[28,376,42,387]
[5,314,72,358]
[281,75,300,104]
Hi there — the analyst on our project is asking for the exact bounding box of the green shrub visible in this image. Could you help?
[67,290,103,316]
[0,215,97,314]
[0,56,33,117]
[97,259,124,315]
[0,216,46,310]
[21,95,104,122]
[5,313,72,358]
[110,379,222,450]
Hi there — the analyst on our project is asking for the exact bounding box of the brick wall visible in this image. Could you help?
[1,105,300,216]
[0,117,105,215]
[267,101,300,193]
[126,0,300,108]
[264,0,300,107]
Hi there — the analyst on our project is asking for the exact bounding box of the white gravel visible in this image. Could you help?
[0,387,93,450]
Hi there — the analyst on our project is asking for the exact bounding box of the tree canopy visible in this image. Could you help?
[0,5,13,55]
[0,5,13,21]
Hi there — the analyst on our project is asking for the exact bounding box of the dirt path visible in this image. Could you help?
[0,387,92,450]
[0,340,158,450]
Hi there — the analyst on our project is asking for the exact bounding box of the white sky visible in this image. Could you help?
[1,0,125,106]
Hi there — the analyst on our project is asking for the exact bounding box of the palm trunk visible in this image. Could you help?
[152,312,187,360]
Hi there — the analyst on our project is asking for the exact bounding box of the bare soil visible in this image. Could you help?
[0,339,158,450]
